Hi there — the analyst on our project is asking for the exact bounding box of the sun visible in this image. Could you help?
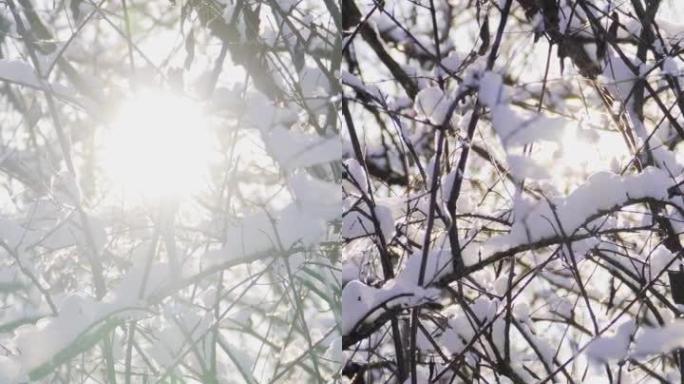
[101,89,215,202]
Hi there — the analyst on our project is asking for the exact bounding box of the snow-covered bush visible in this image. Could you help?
[342,0,684,382]
[0,0,340,382]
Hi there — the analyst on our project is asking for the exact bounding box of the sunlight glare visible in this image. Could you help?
[532,119,629,191]
[102,90,214,201]
[555,127,626,171]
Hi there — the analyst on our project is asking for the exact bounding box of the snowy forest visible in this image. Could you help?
[341,0,684,383]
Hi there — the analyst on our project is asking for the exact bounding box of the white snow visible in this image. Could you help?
[342,202,394,240]
[507,154,550,180]
[471,296,498,323]
[342,279,439,335]
[341,71,383,101]
[588,320,684,363]
[265,125,341,170]
[0,60,41,89]
[225,200,335,256]
[289,172,341,220]
[439,297,500,355]
[478,71,507,108]
[601,51,643,105]
[586,320,635,363]
[647,245,677,281]
[437,51,461,77]
[0,59,73,98]
[0,356,21,383]
[662,57,681,77]
[478,71,568,148]
[632,320,684,358]
[491,104,568,147]
[396,248,453,286]
[343,158,368,193]
[487,167,672,250]
[244,91,298,131]
[0,258,177,382]
[299,66,331,114]
[414,86,452,125]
